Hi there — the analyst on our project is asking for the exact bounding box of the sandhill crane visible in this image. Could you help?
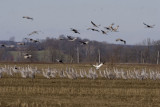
[91,21,100,27]
[101,30,108,35]
[143,22,155,28]
[79,41,89,45]
[93,63,104,70]
[87,28,99,32]
[70,28,80,34]
[22,16,33,20]
[56,59,63,63]
[28,31,39,36]
[59,36,66,40]
[104,23,114,31]
[17,42,25,45]
[112,25,119,32]
[25,38,33,42]
[67,36,77,41]
[32,40,39,43]
[116,38,126,44]
[24,54,32,59]
[25,38,39,43]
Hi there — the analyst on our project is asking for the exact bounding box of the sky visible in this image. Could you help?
[0,0,159,45]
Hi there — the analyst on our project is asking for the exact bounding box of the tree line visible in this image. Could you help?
[0,37,160,64]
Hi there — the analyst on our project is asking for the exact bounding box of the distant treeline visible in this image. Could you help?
[0,37,160,64]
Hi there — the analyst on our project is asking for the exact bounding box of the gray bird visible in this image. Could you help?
[22,16,33,20]
[87,28,99,32]
[79,41,89,45]
[70,28,80,34]
[143,22,155,28]
[101,30,108,35]
[116,38,126,44]
[67,36,77,41]
[91,21,100,28]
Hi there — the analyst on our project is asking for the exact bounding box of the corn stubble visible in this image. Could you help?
[0,63,160,107]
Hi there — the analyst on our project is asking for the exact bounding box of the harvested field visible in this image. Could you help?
[0,63,160,107]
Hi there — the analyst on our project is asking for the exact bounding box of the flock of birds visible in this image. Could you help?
[0,65,160,80]
[0,16,156,67]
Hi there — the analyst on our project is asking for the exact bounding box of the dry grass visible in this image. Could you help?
[0,63,160,107]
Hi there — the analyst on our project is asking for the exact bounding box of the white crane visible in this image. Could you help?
[93,63,104,70]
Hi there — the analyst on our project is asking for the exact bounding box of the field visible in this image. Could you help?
[0,63,160,107]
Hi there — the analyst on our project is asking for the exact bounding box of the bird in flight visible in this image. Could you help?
[28,31,39,36]
[104,23,114,31]
[101,30,108,35]
[91,21,100,28]
[70,28,80,34]
[32,40,40,43]
[116,38,126,44]
[79,41,89,45]
[143,22,155,28]
[93,62,104,70]
[24,53,32,59]
[67,36,77,41]
[87,28,99,32]
[56,59,63,63]
[111,25,119,32]
[22,16,33,20]
[25,38,33,42]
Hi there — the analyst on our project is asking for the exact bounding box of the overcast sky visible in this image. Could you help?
[0,0,159,45]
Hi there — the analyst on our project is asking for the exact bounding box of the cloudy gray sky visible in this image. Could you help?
[0,0,159,45]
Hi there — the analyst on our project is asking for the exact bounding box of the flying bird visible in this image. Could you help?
[79,41,89,45]
[59,37,66,40]
[87,28,99,32]
[93,63,104,70]
[67,36,77,41]
[91,21,100,28]
[111,25,119,32]
[143,22,155,28]
[25,38,33,42]
[28,31,39,36]
[24,54,32,59]
[32,40,39,43]
[70,28,80,34]
[101,30,108,35]
[104,23,114,31]
[22,16,33,20]
[116,38,126,44]
[56,59,63,63]
[23,53,32,59]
